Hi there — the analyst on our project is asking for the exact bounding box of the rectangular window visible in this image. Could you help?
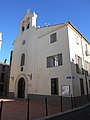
[75,34,79,45]
[88,63,90,76]
[2,65,5,71]
[0,73,5,82]
[50,33,57,43]
[0,84,4,95]
[76,55,82,74]
[21,67,23,71]
[47,53,63,68]
[80,78,84,95]
[82,60,89,76]
[51,78,58,95]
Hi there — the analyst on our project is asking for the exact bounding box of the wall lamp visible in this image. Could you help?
[27,74,32,80]
[10,76,14,81]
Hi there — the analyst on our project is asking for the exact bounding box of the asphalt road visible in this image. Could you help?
[47,105,90,120]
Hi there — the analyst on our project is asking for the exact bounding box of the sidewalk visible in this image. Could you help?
[0,98,60,120]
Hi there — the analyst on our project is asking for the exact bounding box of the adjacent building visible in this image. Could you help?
[0,33,10,97]
[0,61,10,96]
[9,11,90,100]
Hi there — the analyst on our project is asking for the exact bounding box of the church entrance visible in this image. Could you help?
[18,78,25,98]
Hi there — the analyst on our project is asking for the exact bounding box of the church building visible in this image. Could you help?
[9,11,90,101]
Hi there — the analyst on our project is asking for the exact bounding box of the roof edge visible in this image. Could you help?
[67,22,90,44]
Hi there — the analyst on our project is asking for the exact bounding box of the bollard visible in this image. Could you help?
[27,99,29,120]
[71,94,73,109]
[45,97,48,116]
[0,101,3,120]
[60,95,62,112]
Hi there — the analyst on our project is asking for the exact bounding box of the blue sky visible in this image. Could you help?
[0,0,90,63]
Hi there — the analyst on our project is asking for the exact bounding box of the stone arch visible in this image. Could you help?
[18,78,25,98]
[15,74,28,99]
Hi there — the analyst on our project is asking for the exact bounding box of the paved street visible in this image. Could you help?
[47,105,90,120]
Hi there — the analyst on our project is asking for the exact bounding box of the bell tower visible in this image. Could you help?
[0,32,2,51]
[20,10,37,33]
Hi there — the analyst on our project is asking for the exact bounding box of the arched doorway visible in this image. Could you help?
[18,78,25,98]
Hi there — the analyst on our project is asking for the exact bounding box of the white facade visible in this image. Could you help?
[9,11,90,99]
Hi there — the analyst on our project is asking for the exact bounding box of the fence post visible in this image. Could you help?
[0,101,3,120]
[45,97,48,116]
[60,95,62,112]
[27,99,29,120]
[71,94,73,109]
